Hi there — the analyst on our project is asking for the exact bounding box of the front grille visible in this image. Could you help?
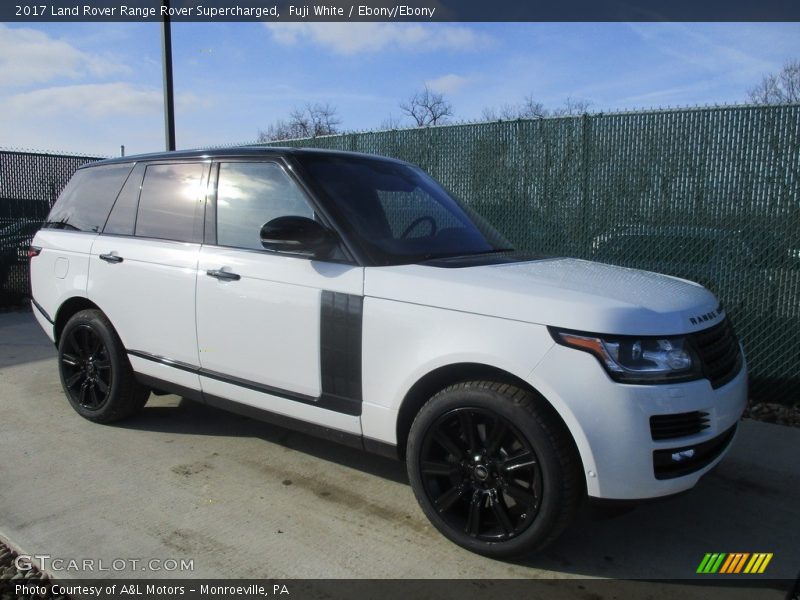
[653,424,737,480]
[650,411,710,441]
[689,318,743,389]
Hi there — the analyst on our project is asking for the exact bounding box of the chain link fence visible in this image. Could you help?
[263,104,800,403]
[1,105,797,402]
[0,150,101,305]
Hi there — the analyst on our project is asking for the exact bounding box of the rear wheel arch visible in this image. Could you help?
[54,297,103,346]
[58,308,149,423]
[395,363,583,471]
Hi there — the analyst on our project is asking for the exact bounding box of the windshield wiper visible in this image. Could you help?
[418,248,516,263]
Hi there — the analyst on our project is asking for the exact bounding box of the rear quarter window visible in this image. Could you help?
[103,163,145,236]
[44,163,135,232]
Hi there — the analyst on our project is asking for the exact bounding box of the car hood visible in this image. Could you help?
[364,257,724,335]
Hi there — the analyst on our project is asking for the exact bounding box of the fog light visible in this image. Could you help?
[671,449,696,462]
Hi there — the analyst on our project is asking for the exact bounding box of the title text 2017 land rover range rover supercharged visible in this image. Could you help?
[30,148,747,557]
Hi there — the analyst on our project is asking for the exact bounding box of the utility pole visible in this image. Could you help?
[161,0,176,151]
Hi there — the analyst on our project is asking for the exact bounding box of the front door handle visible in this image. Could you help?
[99,253,123,263]
[206,269,241,281]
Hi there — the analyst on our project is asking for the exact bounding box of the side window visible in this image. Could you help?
[216,162,314,251]
[103,163,145,235]
[44,163,134,232]
[135,163,206,243]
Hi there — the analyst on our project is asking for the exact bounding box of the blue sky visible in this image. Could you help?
[1,21,799,156]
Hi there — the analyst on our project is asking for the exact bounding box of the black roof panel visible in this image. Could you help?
[82,146,407,168]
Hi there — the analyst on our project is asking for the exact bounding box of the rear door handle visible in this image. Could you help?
[206,269,240,281]
[99,253,123,263]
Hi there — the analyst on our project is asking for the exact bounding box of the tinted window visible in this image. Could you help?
[377,188,464,239]
[216,162,313,250]
[297,155,511,265]
[44,163,134,232]
[103,163,145,235]
[136,163,206,243]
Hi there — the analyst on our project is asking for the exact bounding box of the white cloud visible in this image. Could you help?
[5,83,205,118]
[425,73,473,94]
[626,23,773,81]
[0,24,127,87]
[264,23,490,55]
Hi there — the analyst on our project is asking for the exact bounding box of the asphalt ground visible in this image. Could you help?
[0,310,797,596]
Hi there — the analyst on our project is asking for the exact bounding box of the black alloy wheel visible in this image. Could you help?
[419,407,543,541]
[61,323,113,411]
[407,381,584,557]
[58,309,150,423]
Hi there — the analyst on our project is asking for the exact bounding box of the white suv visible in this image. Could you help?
[30,148,747,557]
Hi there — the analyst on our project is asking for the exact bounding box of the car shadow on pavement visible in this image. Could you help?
[119,397,410,485]
[121,396,800,581]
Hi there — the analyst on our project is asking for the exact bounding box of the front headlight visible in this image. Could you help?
[549,328,702,384]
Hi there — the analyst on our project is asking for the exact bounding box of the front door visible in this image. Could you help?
[195,160,363,434]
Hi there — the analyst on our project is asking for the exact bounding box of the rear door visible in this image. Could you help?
[31,163,134,328]
[195,160,363,434]
[89,161,210,393]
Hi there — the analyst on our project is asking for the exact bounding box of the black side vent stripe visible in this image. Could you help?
[320,291,363,404]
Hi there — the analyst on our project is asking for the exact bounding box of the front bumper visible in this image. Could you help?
[529,342,748,500]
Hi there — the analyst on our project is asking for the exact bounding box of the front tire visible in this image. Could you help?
[407,381,583,558]
[58,309,149,423]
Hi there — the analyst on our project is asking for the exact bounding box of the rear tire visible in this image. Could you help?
[407,381,584,558]
[58,309,149,423]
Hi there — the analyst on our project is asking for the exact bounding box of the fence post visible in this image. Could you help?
[580,113,592,257]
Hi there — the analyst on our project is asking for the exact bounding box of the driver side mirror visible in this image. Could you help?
[260,216,337,258]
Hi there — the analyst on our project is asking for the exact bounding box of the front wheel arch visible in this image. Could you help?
[395,363,583,470]
[406,380,586,556]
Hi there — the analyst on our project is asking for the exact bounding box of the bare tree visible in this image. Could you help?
[519,95,549,118]
[399,86,453,127]
[481,104,519,121]
[258,119,297,142]
[258,103,341,142]
[748,59,800,104]
[307,103,341,137]
[483,95,549,121]
[551,97,592,117]
[380,113,402,130]
[482,95,590,122]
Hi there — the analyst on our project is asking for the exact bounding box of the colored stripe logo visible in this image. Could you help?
[697,553,773,574]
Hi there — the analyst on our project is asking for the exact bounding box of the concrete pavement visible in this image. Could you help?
[0,310,797,588]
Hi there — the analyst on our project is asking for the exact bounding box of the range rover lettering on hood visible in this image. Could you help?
[690,305,724,326]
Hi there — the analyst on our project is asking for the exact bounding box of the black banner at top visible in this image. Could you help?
[3,0,799,22]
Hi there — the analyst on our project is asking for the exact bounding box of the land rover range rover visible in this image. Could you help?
[30,148,747,557]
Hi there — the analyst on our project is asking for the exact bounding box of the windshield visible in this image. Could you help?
[297,155,512,266]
